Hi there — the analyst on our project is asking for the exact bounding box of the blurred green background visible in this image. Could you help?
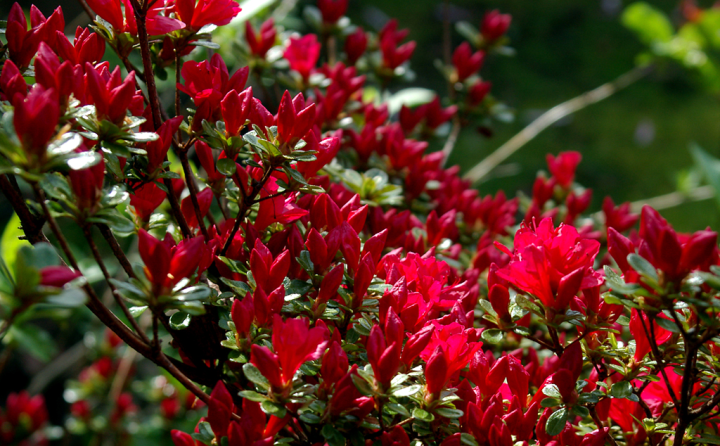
[352,0,720,232]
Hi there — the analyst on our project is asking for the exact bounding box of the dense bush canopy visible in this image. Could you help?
[1,1,720,446]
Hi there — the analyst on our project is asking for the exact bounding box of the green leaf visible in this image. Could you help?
[481,328,504,344]
[296,250,314,273]
[412,407,435,422]
[434,407,464,419]
[621,2,674,44]
[298,411,320,424]
[66,150,102,170]
[385,402,410,417]
[47,132,83,156]
[387,88,435,114]
[45,288,87,307]
[128,306,147,317]
[124,132,159,143]
[88,209,135,236]
[216,158,236,176]
[460,433,479,446]
[455,21,479,46]
[192,421,215,445]
[694,434,720,445]
[8,325,57,362]
[690,143,720,208]
[243,363,270,390]
[543,384,562,399]
[321,424,344,446]
[545,408,569,436]
[1,213,31,272]
[610,381,634,399]
[169,311,192,330]
[238,390,268,402]
[655,316,681,333]
[541,397,563,408]
[350,373,373,396]
[174,286,211,302]
[627,253,659,283]
[392,384,421,397]
[261,400,286,417]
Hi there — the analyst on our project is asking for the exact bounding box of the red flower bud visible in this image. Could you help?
[481,10,511,42]
[344,27,368,65]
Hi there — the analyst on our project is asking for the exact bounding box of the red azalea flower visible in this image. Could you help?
[13,84,60,163]
[481,9,511,42]
[379,19,416,70]
[546,151,581,188]
[6,3,64,70]
[137,229,205,294]
[85,0,184,36]
[452,42,485,82]
[344,27,368,65]
[245,19,277,58]
[174,0,241,31]
[317,0,348,24]
[250,315,328,392]
[85,63,139,124]
[496,218,602,313]
[0,60,28,102]
[284,34,321,80]
[55,26,105,65]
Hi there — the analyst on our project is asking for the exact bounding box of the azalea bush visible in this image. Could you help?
[1,1,720,446]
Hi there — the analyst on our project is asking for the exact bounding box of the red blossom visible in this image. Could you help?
[245,19,277,58]
[481,9,511,42]
[174,0,241,31]
[379,19,416,70]
[284,35,321,80]
[345,27,368,65]
[453,42,485,81]
[318,0,348,24]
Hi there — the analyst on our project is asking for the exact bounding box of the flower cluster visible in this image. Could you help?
[1,1,720,446]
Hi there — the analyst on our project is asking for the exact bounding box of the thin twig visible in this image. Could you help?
[441,118,461,167]
[220,164,276,255]
[178,149,210,239]
[75,0,95,20]
[131,0,163,129]
[163,177,193,238]
[97,224,135,278]
[0,174,47,244]
[463,64,653,184]
[83,225,149,343]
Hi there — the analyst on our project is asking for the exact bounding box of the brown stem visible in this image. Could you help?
[175,49,182,125]
[82,225,149,343]
[155,353,212,404]
[75,0,94,20]
[548,326,564,356]
[130,0,162,129]
[440,118,461,167]
[163,177,193,238]
[639,313,680,407]
[220,164,276,256]
[673,330,698,446]
[216,194,228,220]
[31,183,148,353]
[0,174,46,244]
[97,224,135,278]
[178,149,210,239]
